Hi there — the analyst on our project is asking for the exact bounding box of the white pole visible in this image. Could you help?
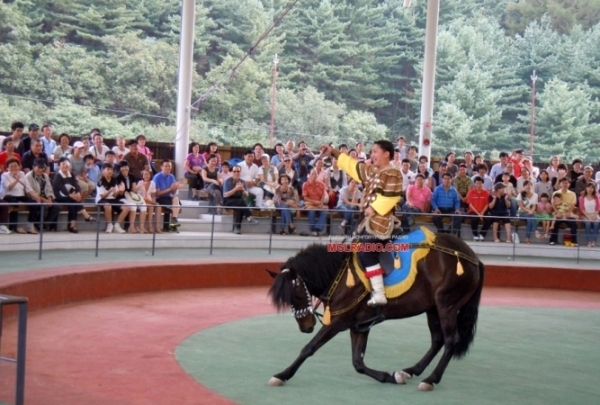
[418,0,440,166]
[174,0,196,179]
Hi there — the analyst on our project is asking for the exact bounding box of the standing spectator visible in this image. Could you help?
[430,173,462,235]
[509,149,524,178]
[21,139,49,173]
[111,136,130,161]
[2,122,24,152]
[302,169,328,237]
[89,133,111,164]
[238,150,264,208]
[41,124,56,160]
[517,181,538,244]
[1,158,39,233]
[18,123,41,156]
[293,143,313,195]
[70,142,95,199]
[569,159,583,191]
[203,142,222,168]
[549,177,578,246]
[550,164,569,191]
[534,170,553,197]
[407,146,419,172]
[0,138,21,172]
[463,151,477,176]
[579,183,600,247]
[490,152,509,181]
[201,155,223,214]
[400,174,431,233]
[356,142,367,161]
[522,157,540,179]
[445,151,458,177]
[52,157,96,233]
[153,160,182,231]
[184,142,207,201]
[546,156,561,179]
[123,141,150,181]
[285,140,295,156]
[453,164,472,211]
[222,166,258,234]
[137,169,160,233]
[273,174,300,235]
[487,183,512,243]
[466,176,490,241]
[25,158,61,231]
[96,163,129,234]
[337,179,363,232]
[395,136,407,161]
[471,163,493,193]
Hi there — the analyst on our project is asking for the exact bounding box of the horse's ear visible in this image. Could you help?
[265,269,279,279]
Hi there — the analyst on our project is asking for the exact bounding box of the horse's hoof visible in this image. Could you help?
[418,382,434,391]
[394,371,411,384]
[268,377,285,387]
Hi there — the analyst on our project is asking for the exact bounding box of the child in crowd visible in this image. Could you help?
[84,154,100,184]
[550,193,567,231]
[535,193,553,238]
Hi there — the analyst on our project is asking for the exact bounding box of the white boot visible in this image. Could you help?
[367,274,387,306]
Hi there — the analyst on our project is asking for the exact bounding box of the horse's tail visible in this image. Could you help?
[453,260,485,359]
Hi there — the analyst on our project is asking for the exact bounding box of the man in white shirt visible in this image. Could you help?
[489,152,509,181]
[400,159,416,194]
[89,133,111,166]
[237,150,264,209]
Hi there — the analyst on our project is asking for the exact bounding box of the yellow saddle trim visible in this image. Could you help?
[352,226,435,299]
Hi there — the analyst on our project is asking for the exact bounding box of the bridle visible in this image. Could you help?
[281,269,314,319]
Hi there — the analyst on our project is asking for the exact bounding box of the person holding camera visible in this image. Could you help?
[486,183,512,243]
[223,165,258,234]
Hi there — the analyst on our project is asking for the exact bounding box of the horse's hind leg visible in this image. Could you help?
[350,329,397,384]
[400,308,444,378]
[418,306,459,391]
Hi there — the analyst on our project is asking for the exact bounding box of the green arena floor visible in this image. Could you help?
[176,307,600,405]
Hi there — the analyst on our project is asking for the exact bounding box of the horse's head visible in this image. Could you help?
[267,267,316,334]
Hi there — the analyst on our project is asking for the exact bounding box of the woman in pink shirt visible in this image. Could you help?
[400,173,431,232]
[579,183,600,247]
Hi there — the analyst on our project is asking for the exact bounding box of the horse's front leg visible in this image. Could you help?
[350,329,398,384]
[269,324,342,386]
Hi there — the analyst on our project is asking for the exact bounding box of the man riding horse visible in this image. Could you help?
[323,140,402,306]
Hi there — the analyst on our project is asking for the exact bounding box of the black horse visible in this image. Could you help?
[267,233,484,391]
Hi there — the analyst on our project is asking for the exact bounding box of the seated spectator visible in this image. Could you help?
[81,135,91,150]
[395,136,407,160]
[534,170,553,197]
[500,172,518,218]
[466,176,490,241]
[568,158,583,190]
[400,174,431,233]
[25,158,61,232]
[0,138,21,172]
[328,157,346,209]
[418,155,435,176]
[201,154,223,215]
[338,143,349,155]
[508,149,524,178]
[238,150,264,208]
[293,144,313,195]
[258,154,278,201]
[222,166,258,234]
[41,124,57,160]
[52,157,96,233]
[516,166,533,193]
[453,164,472,211]
[1,158,40,234]
[137,169,160,233]
[546,156,561,180]
[495,162,517,188]
[535,193,553,238]
[486,183,512,243]
[399,159,416,201]
[111,136,130,161]
[490,152,509,181]
[53,133,72,166]
[21,139,49,173]
[575,166,595,197]
[136,134,154,161]
[517,181,538,244]
[104,151,119,170]
[337,179,362,233]
[70,142,95,199]
[96,163,129,234]
[117,161,146,234]
[406,146,419,172]
[355,141,367,161]
[416,162,433,190]
[273,174,300,235]
[470,163,493,193]
[474,154,485,167]
[184,142,207,201]
[153,160,182,231]
[202,142,221,168]
[278,156,297,189]
[550,164,569,192]
[463,151,477,176]
[84,154,101,184]
[2,122,24,153]
[430,173,462,235]
[270,143,286,168]
[579,183,600,247]
[89,133,111,166]
[285,140,295,156]
[522,157,539,179]
[444,151,458,177]
[0,198,10,234]
[218,161,232,185]
[302,169,328,236]
[431,161,448,190]
[549,178,578,246]
[253,143,265,167]
[123,141,150,181]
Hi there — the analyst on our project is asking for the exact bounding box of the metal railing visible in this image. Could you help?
[0,294,28,405]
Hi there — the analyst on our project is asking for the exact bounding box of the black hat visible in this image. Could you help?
[33,158,47,169]
[29,123,40,130]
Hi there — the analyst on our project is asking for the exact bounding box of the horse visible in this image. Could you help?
[267,232,485,391]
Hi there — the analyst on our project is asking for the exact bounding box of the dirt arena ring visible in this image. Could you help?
[1,258,600,405]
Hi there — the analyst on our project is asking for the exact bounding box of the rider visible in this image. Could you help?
[323,140,402,306]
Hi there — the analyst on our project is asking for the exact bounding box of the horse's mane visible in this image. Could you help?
[269,244,348,310]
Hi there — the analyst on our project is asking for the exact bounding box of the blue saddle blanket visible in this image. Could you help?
[382,228,429,287]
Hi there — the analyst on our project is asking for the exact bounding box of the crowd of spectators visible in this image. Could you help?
[1,122,600,247]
